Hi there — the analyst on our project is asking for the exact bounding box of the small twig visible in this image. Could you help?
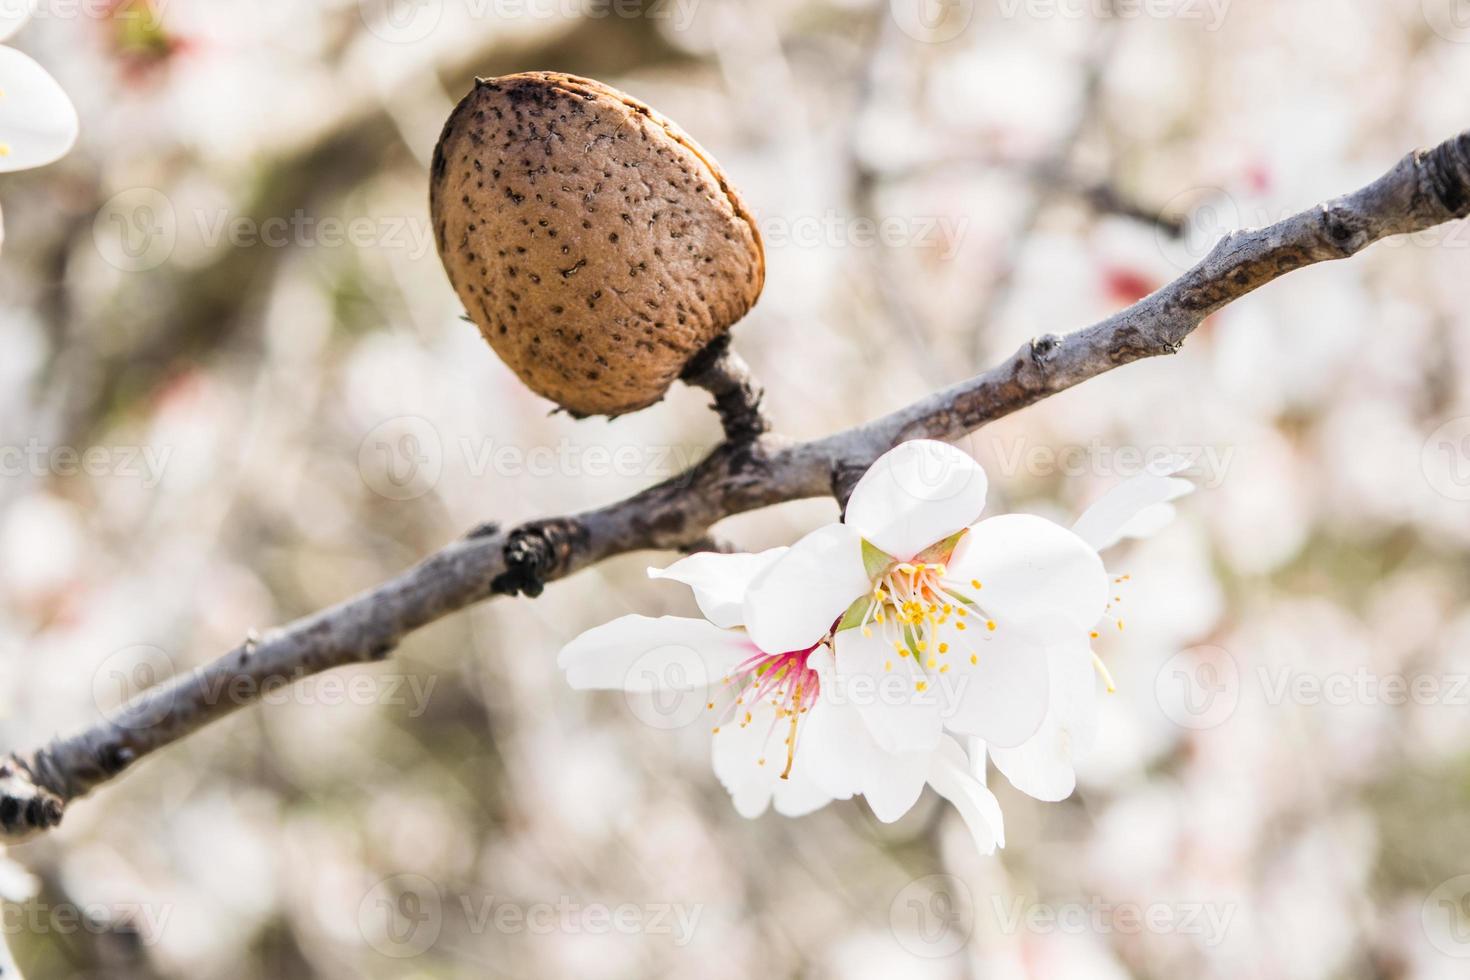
[679,335,771,443]
[2,128,1467,845]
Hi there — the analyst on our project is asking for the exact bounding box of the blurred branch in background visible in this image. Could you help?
[3,125,1466,845]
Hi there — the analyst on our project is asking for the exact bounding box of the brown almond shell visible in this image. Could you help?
[430,71,765,417]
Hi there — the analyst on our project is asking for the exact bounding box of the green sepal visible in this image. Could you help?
[914,527,969,566]
[861,539,894,579]
[836,595,874,633]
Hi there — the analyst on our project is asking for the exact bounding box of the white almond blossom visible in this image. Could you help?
[745,439,1110,757]
[0,0,79,249]
[558,442,1193,854]
[560,546,1008,853]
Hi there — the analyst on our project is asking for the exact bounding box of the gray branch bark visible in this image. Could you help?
[3,129,1467,844]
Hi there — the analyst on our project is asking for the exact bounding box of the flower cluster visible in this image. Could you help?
[0,0,78,249]
[559,440,1192,852]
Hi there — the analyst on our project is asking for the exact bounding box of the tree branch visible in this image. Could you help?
[3,129,1467,845]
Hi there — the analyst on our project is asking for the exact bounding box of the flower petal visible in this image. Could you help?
[557,615,756,692]
[989,640,1099,801]
[1071,456,1194,552]
[927,736,1005,854]
[802,648,929,820]
[0,47,79,173]
[711,701,834,818]
[943,623,1050,747]
[711,708,780,818]
[743,522,868,654]
[845,440,988,559]
[648,547,787,629]
[772,767,835,817]
[949,514,1108,637]
[0,0,34,44]
[831,627,942,754]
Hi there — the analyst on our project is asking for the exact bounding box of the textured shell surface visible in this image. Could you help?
[431,71,765,417]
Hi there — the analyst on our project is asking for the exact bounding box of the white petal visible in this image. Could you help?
[0,0,34,44]
[798,658,874,800]
[1071,457,1194,552]
[989,640,1099,801]
[966,736,987,782]
[711,701,833,819]
[845,440,988,559]
[648,547,787,629]
[831,627,942,754]
[803,650,928,820]
[801,710,927,823]
[949,514,1108,637]
[927,736,1005,854]
[942,626,1050,747]
[0,47,79,173]
[743,523,868,654]
[711,709,779,818]
[557,615,756,691]
[772,767,832,817]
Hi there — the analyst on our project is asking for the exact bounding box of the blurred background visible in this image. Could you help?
[2,0,1469,976]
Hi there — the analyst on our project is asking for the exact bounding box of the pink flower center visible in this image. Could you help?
[711,641,822,780]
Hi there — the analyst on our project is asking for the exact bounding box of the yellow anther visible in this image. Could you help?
[884,660,892,672]
[862,627,873,638]
[986,620,996,632]
[970,653,978,665]
[939,664,950,674]
[915,681,928,692]
[971,579,982,589]
[1117,619,1125,631]
[956,621,967,631]
[938,642,949,654]
[926,658,937,668]
[1090,631,1099,639]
